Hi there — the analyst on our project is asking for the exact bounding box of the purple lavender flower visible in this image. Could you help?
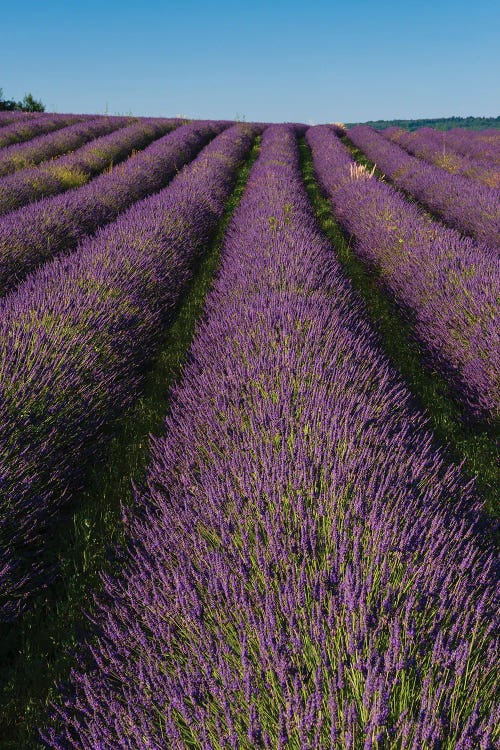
[0,121,221,294]
[347,124,500,249]
[0,112,86,148]
[42,125,498,749]
[0,122,259,621]
[384,126,500,188]
[307,125,500,424]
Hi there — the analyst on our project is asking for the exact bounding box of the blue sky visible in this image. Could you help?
[1,0,498,122]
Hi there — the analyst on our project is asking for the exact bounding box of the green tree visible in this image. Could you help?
[21,92,45,112]
[0,87,21,111]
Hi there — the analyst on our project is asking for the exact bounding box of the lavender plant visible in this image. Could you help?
[347,125,500,249]
[307,126,500,425]
[384,127,500,188]
[0,121,218,295]
[432,128,500,164]
[43,125,498,749]
[0,117,181,214]
[0,112,84,148]
[0,111,36,126]
[0,115,134,177]
[0,122,258,623]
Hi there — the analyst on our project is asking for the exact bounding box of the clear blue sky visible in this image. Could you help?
[1,0,498,122]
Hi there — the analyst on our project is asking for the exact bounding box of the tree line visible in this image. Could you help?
[347,116,500,131]
[0,87,45,112]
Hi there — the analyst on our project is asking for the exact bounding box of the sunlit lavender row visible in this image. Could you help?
[0,115,132,177]
[0,117,181,214]
[433,127,500,164]
[307,126,499,424]
[43,125,498,749]
[0,120,222,295]
[0,110,38,126]
[0,112,86,148]
[383,126,500,188]
[0,122,258,622]
[347,125,500,249]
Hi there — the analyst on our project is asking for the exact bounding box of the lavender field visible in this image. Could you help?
[0,114,498,749]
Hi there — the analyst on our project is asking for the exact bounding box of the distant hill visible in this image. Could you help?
[345,116,500,131]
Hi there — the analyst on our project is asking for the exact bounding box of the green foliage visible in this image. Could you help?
[48,166,88,189]
[0,87,45,112]
[0,95,19,111]
[346,116,500,131]
[20,93,45,112]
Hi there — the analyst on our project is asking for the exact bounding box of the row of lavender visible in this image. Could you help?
[0,111,40,126]
[347,125,499,249]
[0,122,260,622]
[307,126,499,424]
[0,115,134,177]
[0,121,218,295]
[44,125,498,749]
[0,112,88,148]
[429,127,500,163]
[384,126,500,188]
[0,117,181,215]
